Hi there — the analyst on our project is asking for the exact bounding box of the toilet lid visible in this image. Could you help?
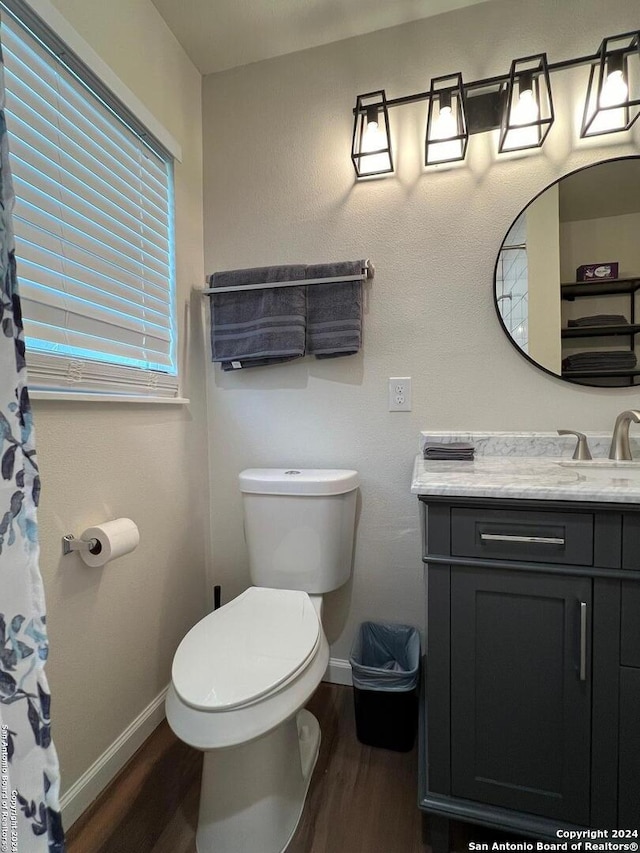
[172,587,320,711]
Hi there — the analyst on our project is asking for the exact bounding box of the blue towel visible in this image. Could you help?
[209,265,306,370]
[305,260,364,359]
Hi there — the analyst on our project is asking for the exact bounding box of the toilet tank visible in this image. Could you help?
[239,469,359,593]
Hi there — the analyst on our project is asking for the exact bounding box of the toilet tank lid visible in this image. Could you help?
[239,468,359,496]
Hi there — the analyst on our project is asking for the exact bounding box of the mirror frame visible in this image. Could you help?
[493,154,640,387]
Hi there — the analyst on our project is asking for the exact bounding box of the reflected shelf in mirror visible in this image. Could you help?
[561,324,640,339]
[560,276,640,383]
[560,277,640,298]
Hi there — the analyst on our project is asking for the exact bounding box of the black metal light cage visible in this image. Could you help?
[581,31,640,138]
[351,90,394,177]
[425,72,468,165]
[498,53,554,153]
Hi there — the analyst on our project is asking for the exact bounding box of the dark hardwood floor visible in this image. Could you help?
[65,683,475,853]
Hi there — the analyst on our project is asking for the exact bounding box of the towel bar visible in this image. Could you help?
[196,260,374,295]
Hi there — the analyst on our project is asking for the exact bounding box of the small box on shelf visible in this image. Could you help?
[576,262,619,282]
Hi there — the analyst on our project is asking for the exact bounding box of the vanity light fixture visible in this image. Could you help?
[581,32,640,138]
[351,90,394,177]
[425,73,468,165]
[351,31,640,178]
[499,54,554,153]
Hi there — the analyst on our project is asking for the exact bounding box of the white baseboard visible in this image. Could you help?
[60,685,169,830]
[323,657,352,686]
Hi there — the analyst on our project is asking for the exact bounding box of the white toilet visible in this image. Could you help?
[166,468,359,853]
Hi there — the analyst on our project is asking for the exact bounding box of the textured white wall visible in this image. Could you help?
[25,0,208,794]
[202,0,640,660]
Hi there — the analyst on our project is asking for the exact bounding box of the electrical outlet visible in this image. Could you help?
[388,377,412,411]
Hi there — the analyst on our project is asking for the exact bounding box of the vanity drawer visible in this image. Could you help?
[621,581,640,668]
[450,508,594,566]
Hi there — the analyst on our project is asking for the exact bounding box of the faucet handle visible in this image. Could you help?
[558,430,592,461]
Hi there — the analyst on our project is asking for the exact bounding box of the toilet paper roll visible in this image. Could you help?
[79,518,140,567]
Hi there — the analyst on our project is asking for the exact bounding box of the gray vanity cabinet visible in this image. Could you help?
[419,497,640,847]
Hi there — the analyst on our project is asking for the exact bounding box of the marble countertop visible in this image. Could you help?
[411,432,640,503]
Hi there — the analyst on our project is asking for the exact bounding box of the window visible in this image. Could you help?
[1,2,179,398]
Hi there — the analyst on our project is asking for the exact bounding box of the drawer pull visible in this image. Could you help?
[579,601,588,682]
[479,533,565,545]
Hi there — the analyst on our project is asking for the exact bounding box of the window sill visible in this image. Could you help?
[29,390,190,405]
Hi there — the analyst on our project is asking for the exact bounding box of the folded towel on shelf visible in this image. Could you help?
[209,265,306,370]
[563,351,637,366]
[305,260,364,359]
[568,315,628,327]
[423,442,475,461]
[562,350,637,371]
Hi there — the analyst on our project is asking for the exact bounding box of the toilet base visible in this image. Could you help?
[196,709,321,853]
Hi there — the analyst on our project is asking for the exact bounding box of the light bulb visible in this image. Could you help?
[513,89,539,125]
[360,118,391,174]
[362,120,383,151]
[503,86,539,149]
[433,105,456,139]
[600,68,628,108]
[428,104,462,163]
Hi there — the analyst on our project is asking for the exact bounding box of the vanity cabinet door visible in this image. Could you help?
[449,566,592,825]
[620,581,640,668]
[618,667,640,826]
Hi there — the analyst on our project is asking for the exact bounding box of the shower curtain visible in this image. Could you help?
[0,21,65,853]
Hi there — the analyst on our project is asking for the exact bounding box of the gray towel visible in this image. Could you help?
[568,315,628,327]
[305,260,364,359]
[209,265,306,370]
[562,351,637,371]
[424,442,475,460]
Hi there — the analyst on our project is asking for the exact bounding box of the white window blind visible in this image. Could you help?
[1,7,179,397]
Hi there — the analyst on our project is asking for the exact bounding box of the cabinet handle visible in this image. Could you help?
[479,533,565,545]
[579,601,588,682]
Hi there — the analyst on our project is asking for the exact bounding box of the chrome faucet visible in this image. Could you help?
[609,410,640,460]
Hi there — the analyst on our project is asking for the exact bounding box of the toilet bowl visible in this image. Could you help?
[166,468,358,853]
[167,588,329,853]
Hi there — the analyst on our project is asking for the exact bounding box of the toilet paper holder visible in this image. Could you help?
[62,518,139,565]
[61,533,99,556]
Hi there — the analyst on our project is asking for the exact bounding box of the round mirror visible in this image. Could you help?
[494,156,640,387]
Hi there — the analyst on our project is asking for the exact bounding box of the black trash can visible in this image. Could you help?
[349,621,421,752]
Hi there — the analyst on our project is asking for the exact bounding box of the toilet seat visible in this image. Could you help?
[172,587,320,712]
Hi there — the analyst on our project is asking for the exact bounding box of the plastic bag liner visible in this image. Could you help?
[349,621,420,692]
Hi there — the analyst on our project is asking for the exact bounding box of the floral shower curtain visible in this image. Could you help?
[0,19,65,853]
